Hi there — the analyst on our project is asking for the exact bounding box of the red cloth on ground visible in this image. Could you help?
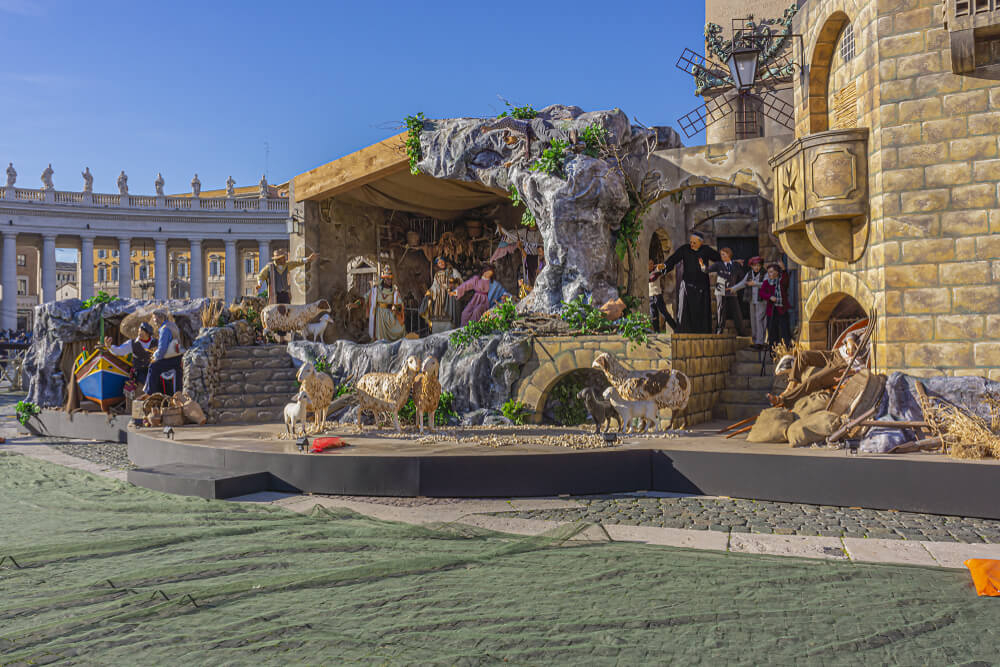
[965,559,1000,596]
[310,437,346,453]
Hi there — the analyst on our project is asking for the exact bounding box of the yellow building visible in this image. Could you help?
[93,247,262,299]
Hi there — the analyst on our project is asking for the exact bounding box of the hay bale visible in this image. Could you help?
[787,410,843,448]
[791,392,830,419]
[747,407,796,443]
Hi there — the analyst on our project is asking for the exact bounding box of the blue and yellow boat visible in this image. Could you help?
[73,347,132,411]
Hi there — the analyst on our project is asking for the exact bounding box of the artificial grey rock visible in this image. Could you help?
[288,330,532,421]
[25,298,208,408]
[415,105,660,314]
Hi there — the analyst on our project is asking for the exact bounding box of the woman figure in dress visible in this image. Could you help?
[451,265,509,326]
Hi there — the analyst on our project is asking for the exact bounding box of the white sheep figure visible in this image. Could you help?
[283,391,311,437]
[602,386,658,433]
[261,299,331,342]
[302,313,332,342]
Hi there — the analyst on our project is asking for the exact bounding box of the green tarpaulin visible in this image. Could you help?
[1,452,997,664]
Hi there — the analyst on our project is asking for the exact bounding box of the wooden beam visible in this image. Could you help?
[292,132,409,202]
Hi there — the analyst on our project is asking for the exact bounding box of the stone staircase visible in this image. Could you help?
[210,345,299,424]
[712,346,786,421]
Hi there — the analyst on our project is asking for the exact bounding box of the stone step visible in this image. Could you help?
[730,361,774,376]
[712,402,768,421]
[210,391,299,409]
[217,368,299,384]
[724,374,778,391]
[219,356,295,370]
[129,463,270,499]
[719,389,771,405]
[223,345,292,359]
[735,348,775,363]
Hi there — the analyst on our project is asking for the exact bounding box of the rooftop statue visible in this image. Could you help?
[191,173,201,197]
[154,172,165,196]
[258,174,268,198]
[81,167,93,193]
[226,175,235,197]
[6,162,15,188]
[117,170,128,196]
[41,163,54,190]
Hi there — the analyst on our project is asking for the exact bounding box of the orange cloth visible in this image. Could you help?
[965,559,1000,597]
[311,437,346,453]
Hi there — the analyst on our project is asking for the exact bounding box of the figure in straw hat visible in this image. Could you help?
[256,248,318,305]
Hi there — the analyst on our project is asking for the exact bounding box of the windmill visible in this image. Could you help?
[675,8,803,140]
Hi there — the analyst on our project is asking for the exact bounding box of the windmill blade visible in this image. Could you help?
[676,95,736,139]
[675,48,731,84]
[753,90,795,130]
[758,50,796,82]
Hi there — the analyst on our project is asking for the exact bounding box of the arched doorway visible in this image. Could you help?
[808,292,866,349]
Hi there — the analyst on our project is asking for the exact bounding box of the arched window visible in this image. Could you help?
[97,267,107,283]
[178,262,187,279]
[111,266,119,283]
[209,259,220,277]
[139,262,148,281]
[839,22,854,62]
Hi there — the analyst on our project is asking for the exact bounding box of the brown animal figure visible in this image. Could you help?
[355,355,421,432]
[592,352,691,429]
[295,363,334,433]
[261,299,331,342]
[410,356,442,434]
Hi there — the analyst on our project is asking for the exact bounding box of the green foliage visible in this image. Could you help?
[434,391,457,426]
[405,112,426,175]
[560,294,653,348]
[335,383,354,398]
[614,194,647,262]
[15,400,40,426]
[530,139,569,178]
[313,358,331,374]
[508,185,536,228]
[399,398,416,424]
[548,376,588,426]
[497,102,537,120]
[501,399,531,425]
[617,290,643,315]
[449,300,520,348]
[581,122,609,158]
[81,291,117,310]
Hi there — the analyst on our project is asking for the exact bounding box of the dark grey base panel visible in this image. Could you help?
[19,410,131,443]
[128,463,271,499]
[127,432,1000,519]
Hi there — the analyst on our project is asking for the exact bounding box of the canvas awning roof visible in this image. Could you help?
[291,132,507,220]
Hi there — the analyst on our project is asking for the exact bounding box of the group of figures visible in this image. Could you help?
[352,218,545,343]
[649,231,793,350]
[3,162,269,197]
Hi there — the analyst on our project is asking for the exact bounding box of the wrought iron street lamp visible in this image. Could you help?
[727,47,760,92]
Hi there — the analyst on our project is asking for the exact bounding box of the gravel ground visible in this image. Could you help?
[44,438,135,470]
[491,495,1000,544]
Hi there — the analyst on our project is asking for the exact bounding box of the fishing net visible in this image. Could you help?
[1,452,998,664]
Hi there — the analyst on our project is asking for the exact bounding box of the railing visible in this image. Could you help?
[2,185,286,214]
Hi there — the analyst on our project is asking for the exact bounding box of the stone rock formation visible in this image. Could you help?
[288,330,532,424]
[25,298,209,407]
[415,105,660,314]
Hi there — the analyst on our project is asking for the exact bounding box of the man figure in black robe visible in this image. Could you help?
[661,231,721,334]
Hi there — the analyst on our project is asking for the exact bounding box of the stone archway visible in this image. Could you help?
[807,11,852,134]
[802,271,875,349]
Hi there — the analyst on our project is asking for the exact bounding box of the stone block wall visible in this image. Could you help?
[791,0,1000,380]
[513,332,736,428]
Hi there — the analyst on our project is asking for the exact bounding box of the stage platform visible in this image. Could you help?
[127,421,1000,519]
[20,409,131,443]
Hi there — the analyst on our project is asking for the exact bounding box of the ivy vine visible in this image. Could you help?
[530,139,569,179]
[404,112,426,175]
[580,122,608,158]
[509,185,536,228]
[497,102,537,120]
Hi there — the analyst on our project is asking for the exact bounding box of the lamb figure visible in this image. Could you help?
[354,355,421,432]
[302,313,333,342]
[410,356,441,434]
[283,390,311,436]
[261,299,331,342]
[593,352,691,429]
[603,386,659,433]
[576,386,622,434]
[296,362,334,433]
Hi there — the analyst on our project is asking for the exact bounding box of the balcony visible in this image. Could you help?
[946,0,1000,73]
[768,128,869,269]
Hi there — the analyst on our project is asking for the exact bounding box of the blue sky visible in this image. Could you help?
[0,0,706,198]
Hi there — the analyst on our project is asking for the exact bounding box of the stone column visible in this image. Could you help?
[258,239,270,273]
[41,234,56,303]
[1,232,17,330]
[224,239,238,304]
[79,235,95,300]
[117,238,131,299]
[154,237,168,299]
[189,239,204,299]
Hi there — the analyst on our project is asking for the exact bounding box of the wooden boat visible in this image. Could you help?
[73,347,131,411]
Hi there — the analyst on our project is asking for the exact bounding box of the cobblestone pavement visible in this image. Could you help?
[492,496,1000,544]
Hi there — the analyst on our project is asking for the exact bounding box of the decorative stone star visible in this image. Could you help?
[782,162,798,214]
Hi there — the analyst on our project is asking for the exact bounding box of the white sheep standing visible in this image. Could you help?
[283,391,311,436]
[302,313,333,342]
[602,386,659,433]
[261,299,331,342]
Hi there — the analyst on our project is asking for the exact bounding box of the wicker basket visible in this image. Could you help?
[161,406,185,427]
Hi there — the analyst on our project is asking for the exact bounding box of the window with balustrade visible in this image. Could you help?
[98,267,107,283]
[16,254,25,267]
[139,263,148,281]
[17,278,27,296]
